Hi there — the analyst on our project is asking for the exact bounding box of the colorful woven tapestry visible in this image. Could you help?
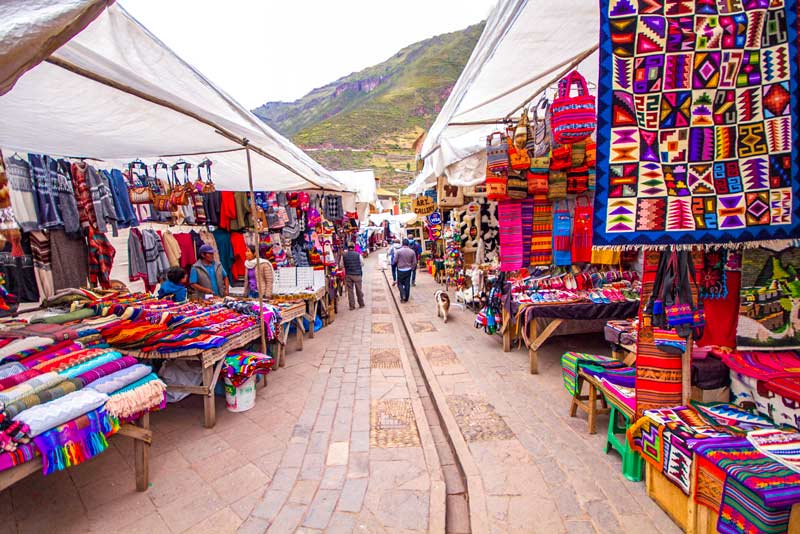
[560,351,624,396]
[32,407,118,475]
[747,428,800,473]
[737,246,800,349]
[694,453,726,510]
[497,200,523,271]
[595,0,800,247]
[530,200,553,266]
[691,401,773,434]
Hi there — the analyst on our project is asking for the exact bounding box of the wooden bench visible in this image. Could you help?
[569,370,610,435]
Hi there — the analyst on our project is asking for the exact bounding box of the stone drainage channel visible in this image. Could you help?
[382,270,477,534]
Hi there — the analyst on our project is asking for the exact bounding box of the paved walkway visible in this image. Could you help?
[393,265,681,534]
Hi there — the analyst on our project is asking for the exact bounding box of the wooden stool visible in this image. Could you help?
[604,404,643,482]
[569,372,610,434]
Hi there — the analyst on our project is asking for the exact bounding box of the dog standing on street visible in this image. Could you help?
[434,290,451,323]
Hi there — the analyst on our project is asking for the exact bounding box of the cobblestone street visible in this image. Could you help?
[0,254,681,533]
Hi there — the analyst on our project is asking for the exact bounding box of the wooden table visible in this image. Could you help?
[569,371,611,435]
[0,413,152,492]
[127,327,261,428]
[273,301,306,368]
[302,287,327,339]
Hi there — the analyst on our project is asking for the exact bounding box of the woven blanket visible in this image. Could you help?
[32,407,118,475]
[105,373,166,420]
[694,453,726,511]
[19,340,85,368]
[691,401,773,435]
[0,442,37,473]
[582,363,636,389]
[0,372,65,408]
[0,363,25,380]
[0,369,41,392]
[594,0,800,248]
[223,351,273,388]
[520,198,533,267]
[88,364,151,395]
[14,389,108,437]
[0,337,53,362]
[747,429,800,474]
[600,378,636,413]
[560,352,623,396]
[58,352,122,379]
[731,371,800,430]
[33,347,114,373]
[530,200,552,266]
[3,378,82,420]
[737,247,800,350]
[74,356,136,386]
[497,200,523,272]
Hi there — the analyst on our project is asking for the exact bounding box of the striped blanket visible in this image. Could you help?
[520,199,533,267]
[497,200,523,272]
[530,200,552,266]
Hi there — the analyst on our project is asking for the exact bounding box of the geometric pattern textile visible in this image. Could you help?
[595,0,800,247]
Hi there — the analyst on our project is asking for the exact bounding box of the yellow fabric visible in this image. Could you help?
[161,231,181,267]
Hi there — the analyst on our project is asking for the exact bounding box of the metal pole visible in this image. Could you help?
[244,141,267,354]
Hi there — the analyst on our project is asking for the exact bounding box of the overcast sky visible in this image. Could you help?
[120,0,495,109]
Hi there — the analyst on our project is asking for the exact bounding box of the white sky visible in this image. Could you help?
[120,0,496,109]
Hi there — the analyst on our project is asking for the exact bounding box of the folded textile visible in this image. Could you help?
[3,379,82,420]
[20,340,85,368]
[87,364,151,394]
[74,356,136,386]
[747,429,800,474]
[222,351,273,388]
[0,369,42,392]
[105,373,166,420]
[731,371,800,430]
[0,442,37,473]
[0,362,25,380]
[33,347,114,373]
[0,337,54,361]
[0,372,65,407]
[14,389,108,437]
[690,402,773,435]
[582,363,636,389]
[58,351,122,379]
[560,351,625,397]
[32,407,119,475]
[29,308,96,325]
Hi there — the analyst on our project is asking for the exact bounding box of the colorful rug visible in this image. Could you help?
[731,371,800,430]
[737,247,800,350]
[691,401,774,435]
[594,0,800,247]
[497,200,523,272]
[747,428,800,474]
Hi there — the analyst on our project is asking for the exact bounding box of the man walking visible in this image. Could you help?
[388,240,401,287]
[340,244,365,310]
[392,239,417,303]
[410,239,422,286]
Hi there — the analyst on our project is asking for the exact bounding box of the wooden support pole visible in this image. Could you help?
[244,142,267,355]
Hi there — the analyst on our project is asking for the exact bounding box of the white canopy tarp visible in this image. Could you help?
[0,1,349,192]
[406,0,599,194]
[331,170,378,205]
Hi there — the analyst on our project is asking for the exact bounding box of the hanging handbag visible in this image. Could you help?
[512,109,528,150]
[567,165,589,194]
[127,161,154,205]
[485,167,508,202]
[529,96,552,158]
[151,162,174,213]
[507,130,531,171]
[198,159,215,193]
[169,163,190,207]
[486,132,509,174]
[527,156,550,196]
[506,170,528,200]
[571,195,593,263]
[551,70,596,145]
[552,200,572,266]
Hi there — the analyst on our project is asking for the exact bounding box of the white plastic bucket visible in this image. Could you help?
[224,376,257,412]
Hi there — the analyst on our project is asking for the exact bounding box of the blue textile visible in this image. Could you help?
[105,169,139,229]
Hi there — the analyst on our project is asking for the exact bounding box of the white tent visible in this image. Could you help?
[331,169,378,221]
[0,0,349,192]
[405,0,599,194]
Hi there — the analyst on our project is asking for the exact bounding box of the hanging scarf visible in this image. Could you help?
[32,407,119,475]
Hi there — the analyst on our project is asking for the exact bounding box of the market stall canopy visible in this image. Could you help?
[0,0,349,192]
[331,170,378,206]
[406,0,599,194]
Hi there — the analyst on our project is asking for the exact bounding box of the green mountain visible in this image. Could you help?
[252,23,484,193]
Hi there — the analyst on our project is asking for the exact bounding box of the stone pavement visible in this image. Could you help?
[391,266,683,534]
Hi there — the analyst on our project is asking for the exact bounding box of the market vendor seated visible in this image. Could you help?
[158,266,188,302]
[190,244,229,298]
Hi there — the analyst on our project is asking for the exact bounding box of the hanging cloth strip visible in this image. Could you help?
[552,200,572,266]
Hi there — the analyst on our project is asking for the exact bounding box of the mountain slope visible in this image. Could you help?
[252,23,483,192]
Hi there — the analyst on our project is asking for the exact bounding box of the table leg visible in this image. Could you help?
[502,310,511,352]
[295,318,305,351]
[570,374,583,417]
[134,413,150,491]
[588,382,598,435]
[202,364,216,429]
[528,319,564,375]
[528,319,538,374]
[308,301,318,338]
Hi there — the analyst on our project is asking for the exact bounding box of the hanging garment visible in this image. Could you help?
[69,161,99,230]
[202,191,221,226]
[497,200,523,272]
[105,169,138,229]
[86,227,115,289]
[520,198,534,267]
[219,191,237,230]
[190,189,206,225]
[49,229,89,291]
[85,164,118,236]
[212,228,233,281]
[230,231,248,281]
[128,228,147,286]
[0,151,21,253]
[5,154,39,232]
[197,230,220,263]
[27,154,59,229]
[324,195,344,221]
[141,229,169,288]
[698,270,740,349]
[0,233,39,302]
[571,195,593,263]
[29,231,54,300]
[530,200,553,266]
[174,232,197,271]
[232,192,249,231]
[161,231,181,267]
[53,160,81,235]
[552,200,572,266]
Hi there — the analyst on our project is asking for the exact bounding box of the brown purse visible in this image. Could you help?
[127,160,154,204]
[169,162,190,207]
[198,159,215,193]
[152,161,174,212]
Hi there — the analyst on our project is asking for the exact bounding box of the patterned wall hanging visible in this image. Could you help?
[594,0,800,248]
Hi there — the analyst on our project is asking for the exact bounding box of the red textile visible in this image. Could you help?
[219,191,237,231]
[697,270,740,349]
[230,231,248,281]
[173,232,197,271]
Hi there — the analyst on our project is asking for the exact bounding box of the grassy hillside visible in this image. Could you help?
[253,23,484,193]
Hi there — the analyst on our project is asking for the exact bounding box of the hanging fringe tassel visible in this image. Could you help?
[40,429,110,475]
